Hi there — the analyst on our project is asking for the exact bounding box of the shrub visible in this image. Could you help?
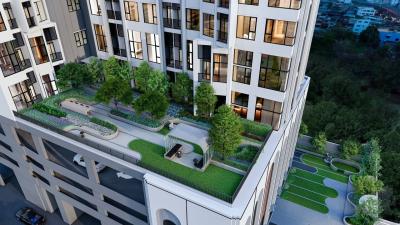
[312,132,327,154]
[90,117,117,132]
[110,109,161,128]
[32,104,67,118]
[342,139,361,159]
[350,197,381,225]
[240,119,271,138]
[353,175,384,195]
[300,121,309,135]
[361,138,382,178]
[133,92,169,119]
[171,72,192,103]
[194,82,217,118]
[234,145,259,162]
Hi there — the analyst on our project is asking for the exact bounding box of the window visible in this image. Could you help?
[89,0,101,15]
[143,3,157,24]
[258,54,290,91]
[0,41,30,77]
[22,1,36,27]
[0,140,11,151]
[124,1,139,21]
[74,29,87,47]
[186,9,199,31]
[268,0,301,9]
[203,13,214,37]
[94,24,107,52]
[3,3,18,29]
[203,0,215,3]
[254,98,283,130]
[59,187,97,210]
[42,74,58,96]
[232,49,253,85]
[15,128,37,153]
[0,13,6,31]
[29,36,49,64]
[265,19,297,46]
[128,30,143,59]
[217,13,228,43]
[66,0,80,11]
[219,0,229,8]
[236,16,257,40]
[34,0,47,22]
[146,33,160,63]
[238,0,259,5]
[213,54,227,83]
[187,40,193,71]
[8,80,40,110]
[231,92,249,118]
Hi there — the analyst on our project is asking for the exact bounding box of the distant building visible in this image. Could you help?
[379,28,400,44]
[366,0,381,3]
[356,7,376,16]
[338,0,352,4]
[391,0,399,5]
[352,19,372,33]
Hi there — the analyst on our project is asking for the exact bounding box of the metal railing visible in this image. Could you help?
[50,52,63,62]
[107,10,122,20]
[9,18,18,29]
[163,18,181,29]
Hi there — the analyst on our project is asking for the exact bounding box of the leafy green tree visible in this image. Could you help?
[134,61,152,92]
[194,82,217,118]
[342,139,361,159]
[354,175,384,195]
[362,138,382,178]
[95,77,132,110]
[171,72,192,103]
[359,26,380,48]
[103,56,132,81]
[133,62,168,94]
[351,198,381,225]
[299,121,309,135]
[87,57,104,83]
[133,92,169,119]
[56,63,89,89]
[210,105,243,160]
[312,132,327,154]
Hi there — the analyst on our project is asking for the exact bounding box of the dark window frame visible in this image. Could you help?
[187,40,193,71]
[124,1,139,22]
[232,49,253,85]
[264,19,297,46]
[94,24,107,52]
[74,29,87,47]
[203,13,214,37]
[236,15,257,40]
[258,54,290,92]
[213,54,227,83]
[127,30,143,59]
[254,97,283,130]
[143,3,157,24]
[186,8,200,31]
[146,33,160,63]
[66,0,80,12]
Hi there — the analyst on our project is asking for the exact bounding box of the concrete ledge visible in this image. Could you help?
[330,158,361,176]
[65,126,119,140]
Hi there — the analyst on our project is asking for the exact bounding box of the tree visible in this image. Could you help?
[342,139,361,159]
[87,57,104,83]
[133,62,168,95]
[299,121,309,135]
[353,175,384,195]
[56,63,89,89]
[133,92,169,119]
[312,132,327,154]
[194,82,217,118]
[362,138,382,178]
[95,77,133,110]
[351,198,381,225]
[103,56,132,81]
[359,26,380,48]
[171,72,192,103]
[134,61,153,92]
[210,105,243,160]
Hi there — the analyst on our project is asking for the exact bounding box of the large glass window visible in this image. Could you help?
[217,13,228,43]
[8,79,40,110]
[219,0,229,8]
[22,1,36,27]
[74,29,87,47]
[94,24,107,52]
[258,54,290,91]
[29,36,49,64]
[265,19,297,46]
[143,3,157,24]
[41,74,58,96]
[33,0,47,22]
[124,1,139,21]
[236,16,257,40]
[187,40,193,71]
[146,33,160,63]
[254,98,283,130]
[232,49,253,85]
[238,0,259,5]
[268,0,301,9]
[89,0,101,15]
[128,30,143,59]
[0,41,30,77]
[186,9,199,31]
[162,3,181,29]
[0,13,6,32]
[231,92,249,118]
[203,13,214,37]
[213,54,227,83]
[66,0,80,12]
[3,3,18,29]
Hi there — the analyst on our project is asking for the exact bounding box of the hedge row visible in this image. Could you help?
[240,119,271,138]
[90,117,118,132]
[110,109,161,128]
[32,103,67,118]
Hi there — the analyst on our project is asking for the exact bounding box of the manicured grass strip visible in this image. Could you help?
[291,168,325,184]
[288,175,338,198]
[128,139,243,197]
[332,161,359,173]
[286,185,328,204]
[281,191,329,214]
[90,117,117,132]
[317,170,348,183]
[302,154,348,183]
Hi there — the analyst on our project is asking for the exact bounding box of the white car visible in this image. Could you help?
[73,154,106,173]
[116,172,133,179]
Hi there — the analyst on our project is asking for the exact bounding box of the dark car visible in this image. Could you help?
[16,207,46,225]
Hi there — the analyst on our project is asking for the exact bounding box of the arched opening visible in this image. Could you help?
[157,209,181,225]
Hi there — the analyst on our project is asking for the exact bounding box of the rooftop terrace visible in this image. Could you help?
[16,88,272,203]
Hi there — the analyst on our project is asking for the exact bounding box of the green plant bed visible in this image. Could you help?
[110,109,161,128]
[332,161,359,173]
[291,168,325,184]
[32,103,67,118]
[240,118,271,138]
[42,88,95,107]
[287,175,338,198]
[234,145,260,162]
[281,191,329,214]
[157,126,170,135]
[213,157,249,171]
[302,154,348,183]
[286,185,328,204]
[90,117,117,132]
[128,139,243,198]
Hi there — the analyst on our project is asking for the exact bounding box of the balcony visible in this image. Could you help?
[163,18,181,29]
[1,59,32,77]
[50,52,63,62]
[107,10,122,20]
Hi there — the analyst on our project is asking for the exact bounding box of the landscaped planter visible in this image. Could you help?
[109,113,165,132]
[330,158,361,176]
[65,125,119,140]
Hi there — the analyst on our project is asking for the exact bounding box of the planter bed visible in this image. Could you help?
[110,109,164,131]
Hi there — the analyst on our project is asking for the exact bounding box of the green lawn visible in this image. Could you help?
[128,139,243,199]
[157,126,170,135]
[332,161,359,173]
[302,154,348,183]
[281,191,329,214]
[287,174,338,198]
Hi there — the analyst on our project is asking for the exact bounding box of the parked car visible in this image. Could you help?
[16,207,45,225]
[116,172,133,179]
[73,154,105,172]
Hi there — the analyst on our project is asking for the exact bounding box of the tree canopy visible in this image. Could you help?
[194,82,217,118]
[56,63,90,89]
[171,72,192,103]
[134,62,168,94]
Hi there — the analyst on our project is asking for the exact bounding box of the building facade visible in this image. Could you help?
[0,0,319,225]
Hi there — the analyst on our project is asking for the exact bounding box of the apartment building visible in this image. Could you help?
[0,0,319,225]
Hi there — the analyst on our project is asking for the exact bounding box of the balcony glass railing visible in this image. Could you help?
[50,52,63,62]
[107,10,122,20]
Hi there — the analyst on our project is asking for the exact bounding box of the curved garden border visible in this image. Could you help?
[330,158,361,176]
[65,125,119,140]
[343,191,357,225]
[109,113,165,132]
